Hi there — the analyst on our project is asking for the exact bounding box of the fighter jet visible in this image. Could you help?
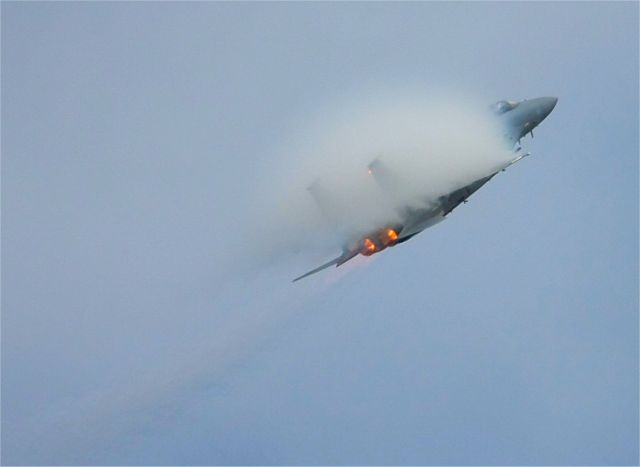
[292,96,558,282]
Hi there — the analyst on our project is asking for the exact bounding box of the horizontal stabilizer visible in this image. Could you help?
[292,249,359,282]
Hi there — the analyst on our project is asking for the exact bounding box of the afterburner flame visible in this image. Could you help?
[362,238,376,255]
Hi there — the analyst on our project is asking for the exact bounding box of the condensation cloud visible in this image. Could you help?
[256,88,514,257]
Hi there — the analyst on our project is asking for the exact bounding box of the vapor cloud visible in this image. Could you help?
[4,2,637,464]
[5,88,515,463]
[3,86,519,464]
[254,88,513,260]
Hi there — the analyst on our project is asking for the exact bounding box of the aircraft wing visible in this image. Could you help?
[442,152,530,216]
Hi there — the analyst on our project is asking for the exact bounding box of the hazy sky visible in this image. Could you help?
[2,2,638,465]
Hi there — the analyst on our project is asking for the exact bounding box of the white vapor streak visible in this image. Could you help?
[4,88,513,464]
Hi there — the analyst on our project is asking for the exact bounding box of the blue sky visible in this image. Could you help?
[2,2,638,465]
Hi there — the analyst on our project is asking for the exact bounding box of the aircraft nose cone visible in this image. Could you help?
[539,96,558,120]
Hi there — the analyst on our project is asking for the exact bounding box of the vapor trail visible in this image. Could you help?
[4,88,513,464]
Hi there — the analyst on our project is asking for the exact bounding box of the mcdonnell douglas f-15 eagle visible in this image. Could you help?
[293,96,558,282]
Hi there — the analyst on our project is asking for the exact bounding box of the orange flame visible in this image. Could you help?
[386,229,398,242]
[362,238,376,255]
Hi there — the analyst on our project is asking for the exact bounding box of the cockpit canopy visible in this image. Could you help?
[491,100,519,115]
